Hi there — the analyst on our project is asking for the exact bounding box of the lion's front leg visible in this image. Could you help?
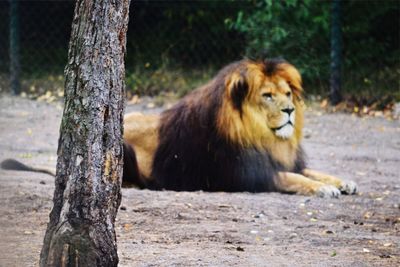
[275,172,341,198]
[302,169,357,195]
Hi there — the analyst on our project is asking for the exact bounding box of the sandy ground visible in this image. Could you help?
[0,95,399,267]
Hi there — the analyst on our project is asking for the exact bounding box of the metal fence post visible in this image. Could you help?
[329,0,342,105]
[10,0,20,95]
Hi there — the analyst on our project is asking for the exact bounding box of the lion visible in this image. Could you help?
[2,58,357,197]
[122,58,357,197]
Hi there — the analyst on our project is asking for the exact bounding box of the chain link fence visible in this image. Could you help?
[0,0,248,97]
[1,1,398,101]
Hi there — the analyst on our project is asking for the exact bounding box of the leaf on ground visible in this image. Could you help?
[363,211,374,219]
[320,99,328,108]
[19,153,33,159]
[123,223,133,231]
[128,95,140,104]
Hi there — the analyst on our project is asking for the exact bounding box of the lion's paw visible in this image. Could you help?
[316,185,341,198]
[339,180,358,195]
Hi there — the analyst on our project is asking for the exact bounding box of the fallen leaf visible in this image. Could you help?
[129,95,140,104]
[320,99,328,108]
[363,211,374,219]
[123,223,133,231]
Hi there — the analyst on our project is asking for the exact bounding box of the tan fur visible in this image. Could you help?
[302,169,344,188]
[123,112,159,178]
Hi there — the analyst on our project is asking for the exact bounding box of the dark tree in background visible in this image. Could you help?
[329,0,343,105]
[39,0,130,266]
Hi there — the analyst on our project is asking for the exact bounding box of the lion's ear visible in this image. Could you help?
[228,73,248,113]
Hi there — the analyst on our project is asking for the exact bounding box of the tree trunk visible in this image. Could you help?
[40,0,130,266]
[329,0,343,105]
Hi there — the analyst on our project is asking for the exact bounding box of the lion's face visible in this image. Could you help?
[218,59,304,149]
[254,78,297,139]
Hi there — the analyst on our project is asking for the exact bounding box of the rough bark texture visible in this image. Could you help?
[329,0,342,105]
[39,0,130,266]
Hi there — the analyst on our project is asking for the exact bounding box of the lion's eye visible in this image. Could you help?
[286,91,291,97]
[262,93,272,100]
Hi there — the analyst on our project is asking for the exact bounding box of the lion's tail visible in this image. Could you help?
[1,158,55,176]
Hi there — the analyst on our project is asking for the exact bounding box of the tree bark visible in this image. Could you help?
[40,0,130,266]
[329,0,343,105]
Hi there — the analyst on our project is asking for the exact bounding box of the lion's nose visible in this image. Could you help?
[281,108,294,115]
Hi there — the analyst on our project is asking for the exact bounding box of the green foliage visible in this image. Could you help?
[125,1,246,70]
[227,0,399,97]
[226,0,331,83]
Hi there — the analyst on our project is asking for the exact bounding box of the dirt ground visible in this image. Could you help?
[0,95,399,267]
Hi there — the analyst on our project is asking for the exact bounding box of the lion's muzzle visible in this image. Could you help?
[272,108,296,139]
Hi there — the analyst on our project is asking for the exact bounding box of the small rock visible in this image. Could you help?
[40,180,46,185]
[236,246,245,252]
[289,233,298,239]
[120,206,127,211]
